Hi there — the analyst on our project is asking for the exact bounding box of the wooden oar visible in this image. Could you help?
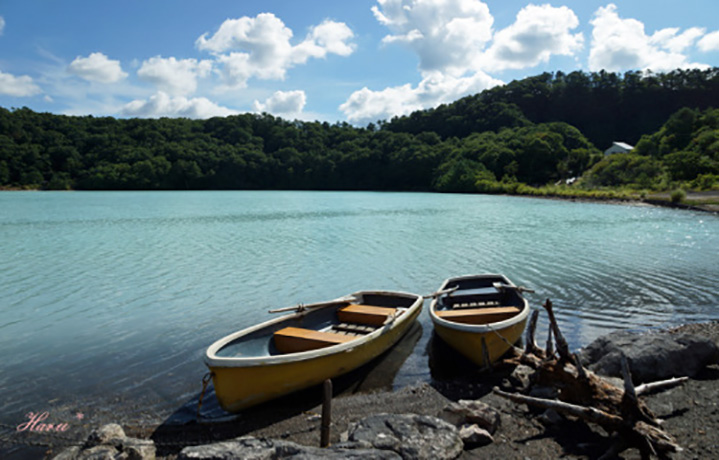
[422,286,458,299]
[268,296,357,314]
[492,282,535,294]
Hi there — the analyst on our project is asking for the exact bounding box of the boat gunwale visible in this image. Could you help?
[205,290,423,368]
[428,273,531,333]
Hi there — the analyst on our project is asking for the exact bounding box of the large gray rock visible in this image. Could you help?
[120,438,156,460]
[70,445,122,460]
[458,425,493,447]
[439,400,500,434]
[506,364,534,392]
[579,330,719,383]
[346,413,463,460]
[53,423,155,460]
[177,436,400,459]
[85,423,126,448]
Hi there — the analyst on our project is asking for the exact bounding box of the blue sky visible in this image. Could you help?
[1,0,719,125]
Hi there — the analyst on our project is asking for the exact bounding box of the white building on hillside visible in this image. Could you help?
[604,141,634,156]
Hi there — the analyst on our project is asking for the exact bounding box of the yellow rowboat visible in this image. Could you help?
[205,290,423,413]
[429,274,530,367]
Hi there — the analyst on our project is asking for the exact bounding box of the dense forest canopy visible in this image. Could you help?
[584,107,719,189]
[385,68,719,150]
[1,68,719,193]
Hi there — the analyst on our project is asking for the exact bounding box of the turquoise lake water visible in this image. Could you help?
[1,191,717,430]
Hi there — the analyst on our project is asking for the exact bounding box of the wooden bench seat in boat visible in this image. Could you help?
[443,287,502,307]
[436,306,520,325]
[332,322,377,335]
[449,300,501,309]
[274,327,354,353]
[337,304,398,327]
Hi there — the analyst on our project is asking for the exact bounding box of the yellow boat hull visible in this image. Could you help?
[432,318,527,366]
[429,273,531,366]
[208,298,421,412]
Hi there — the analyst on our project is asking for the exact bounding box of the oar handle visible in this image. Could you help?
[423,286,459,299]
[268,296,356,314]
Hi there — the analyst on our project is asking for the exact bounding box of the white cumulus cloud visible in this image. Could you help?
[0,16,5,35]
[589,4,708,73]
[340,71,502,125]
[67,52,127,83]
[650,27,705,54]
[137,56,212,96]
[342,0,584,124]
[0,70,42,97]
[196,13,355,88]
[293,20,356,61]
[253,90,306,118]
[698,31,719,53]
[372,0,494,75]
[122,92,237,119]
[482,4,583,71]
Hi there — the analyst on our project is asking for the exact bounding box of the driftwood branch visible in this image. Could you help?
[621,354,638,406]
[542,299,571,362]
[524,310,541,355]
[573,353,589,381]
[545,324,554,358]
[636,377,688,396]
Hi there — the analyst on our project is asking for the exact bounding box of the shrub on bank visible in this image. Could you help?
[670,189,687,203]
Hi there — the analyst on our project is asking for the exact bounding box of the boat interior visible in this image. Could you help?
[216,293,417,358]
[435,276,523,325]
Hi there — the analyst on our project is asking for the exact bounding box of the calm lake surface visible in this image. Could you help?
[1,191,718,429]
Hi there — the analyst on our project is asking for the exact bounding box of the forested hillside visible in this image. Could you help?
[385,68,719,151]
[1,68,718,193]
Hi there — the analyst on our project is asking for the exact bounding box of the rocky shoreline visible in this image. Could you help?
[48,321,719,460]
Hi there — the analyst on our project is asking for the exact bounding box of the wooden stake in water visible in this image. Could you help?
[321,379,332,447]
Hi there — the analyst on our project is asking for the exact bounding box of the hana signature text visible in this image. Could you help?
[16,411,82,433]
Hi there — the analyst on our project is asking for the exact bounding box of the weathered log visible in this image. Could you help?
[534,358,626,415]
[493,387,624,428]
[500,301,682,459]
[493,387,681,459]
[633,421,682,458]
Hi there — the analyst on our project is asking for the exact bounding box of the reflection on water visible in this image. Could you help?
[1,191,717,437]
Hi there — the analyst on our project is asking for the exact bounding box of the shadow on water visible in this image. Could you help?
[427,331,519,401]
[149,322,423,457]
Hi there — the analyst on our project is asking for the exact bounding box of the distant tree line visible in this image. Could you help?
[1,68,718,193]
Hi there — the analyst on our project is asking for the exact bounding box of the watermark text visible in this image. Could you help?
[16,411,71,433]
